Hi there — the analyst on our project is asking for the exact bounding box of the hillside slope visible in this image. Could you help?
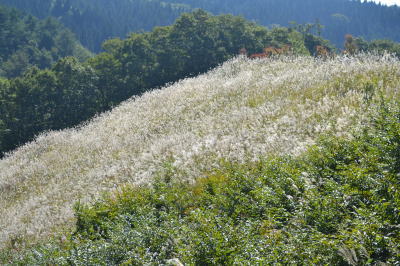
[1,55,400,247]
[1,10,326,157]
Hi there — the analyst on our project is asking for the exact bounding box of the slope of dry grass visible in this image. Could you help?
[1,54,400,247]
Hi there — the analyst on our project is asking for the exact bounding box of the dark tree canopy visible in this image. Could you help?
[0,0,399,51]
[162,0,400,48]
[0,0,190,52]
[0,5,90,78]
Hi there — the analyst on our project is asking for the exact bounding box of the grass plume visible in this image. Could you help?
[1,54,400,247]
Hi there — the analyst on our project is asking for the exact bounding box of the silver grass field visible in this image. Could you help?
[0,55,400,247]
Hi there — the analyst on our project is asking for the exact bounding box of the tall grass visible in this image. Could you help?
[1,54,400,247]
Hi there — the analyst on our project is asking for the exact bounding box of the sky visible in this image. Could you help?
[367,0,400,6]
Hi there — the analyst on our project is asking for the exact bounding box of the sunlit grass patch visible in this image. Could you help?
[0,54,400,249]
[5,101,400,264]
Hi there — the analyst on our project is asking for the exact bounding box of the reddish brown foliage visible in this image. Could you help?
[315,45,331,59]
[249,53,268,59]
[239,48,248,56]
[343,34,358,55]
[249,45,291,59]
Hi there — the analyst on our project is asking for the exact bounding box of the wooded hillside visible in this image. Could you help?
[0,0,189,52]
[1,0,399,51]
[0,4,90,78]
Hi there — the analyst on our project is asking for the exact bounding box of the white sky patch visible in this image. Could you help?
[365,0,400,6]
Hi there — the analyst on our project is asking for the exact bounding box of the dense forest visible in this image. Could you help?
[355,37,400,57]
[0,5,90,78]
[163,0,400,47]
[0,0,190,52]
[0,0,399,51]
[0,9,331,157]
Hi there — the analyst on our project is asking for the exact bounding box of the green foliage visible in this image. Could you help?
[2,0,400,51]
[90,9,323,105]
[7,102,400,264]
[355,37,400,57]
[0,0,190,52]
[162,0,400,48]
[0,58,99,153]
[0,5,91,78]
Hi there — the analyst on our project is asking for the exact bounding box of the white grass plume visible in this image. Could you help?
[1,55,400,247]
